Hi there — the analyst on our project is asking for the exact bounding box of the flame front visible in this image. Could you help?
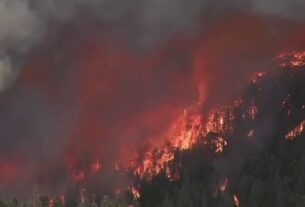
[285,120,305,140]
[276,51,305,68]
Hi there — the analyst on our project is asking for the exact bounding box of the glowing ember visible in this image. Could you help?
[213,137,228,154]
[249,72,265,83]
[130,187,140,199]
[233,194,239,207]
[129,96,259,181]
[90,161,101,173]
[205,108,234,134]
[247,129,255,137]
[71,171,85,182]
[248,100,258,120]
[281,95,292,116]
[276,51,305,68]
[285,120,305,140]
[219,178,228,192]
[132,107,203,179]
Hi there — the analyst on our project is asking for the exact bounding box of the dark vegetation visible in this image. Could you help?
[0,67,304,207]
[136,67,305,207]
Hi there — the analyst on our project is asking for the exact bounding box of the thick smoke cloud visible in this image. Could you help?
[0,0,43,91]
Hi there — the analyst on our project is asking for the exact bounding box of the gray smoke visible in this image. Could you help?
[0,0,42,91]
[0,0,305,92]
[249,0,305,20]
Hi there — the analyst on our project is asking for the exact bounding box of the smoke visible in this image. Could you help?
[0,0,305,199]
[0,0,43,92]
[249,0,305,20]
[0,0,305,91]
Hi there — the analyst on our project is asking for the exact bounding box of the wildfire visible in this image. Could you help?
[212,137,228,154]
[170,109,203,150]
[71,171,85,182]
[233,194,239,207]
[67,159,103,182]
[129,94,261,184]
[249,72,265,84]
[281,95,292,116]
[247,129,255,137]
[130,187,140,199]
[89,161,101,173]
[60,92,261,202]
[219,178,228,192]
[276,51,305,68]
[205,107,234,134]
[285,120,305,140]
[248,99,258,120]
[131,107,203,180]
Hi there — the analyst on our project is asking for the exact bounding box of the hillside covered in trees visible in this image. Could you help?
[0,60,305,207]
[134,63,305,207]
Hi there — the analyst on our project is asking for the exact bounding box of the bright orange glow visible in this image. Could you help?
[130,106,203,180]
[205,108,234,134]
[248,99,258,120]
[129,95,260,181]
[212,137,228,154]
[285,120,305,140]
[130,187,140,199]
[276,51,305,68]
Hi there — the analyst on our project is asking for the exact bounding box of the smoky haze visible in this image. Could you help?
[0,0,305,198]
[1,0,305,91]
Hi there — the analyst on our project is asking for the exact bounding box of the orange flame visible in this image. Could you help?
[247,129,255,137]
[130,96,259,181]
[219,178,228,192]
[249,72,265,84]
[285,120,305,140]
[212,137,228,154]
[233,194,239,207]
[130,187,140,199]
[276,51,305,68]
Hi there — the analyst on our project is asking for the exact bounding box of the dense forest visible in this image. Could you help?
[0,64,304,207]
[135,66,305,207]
